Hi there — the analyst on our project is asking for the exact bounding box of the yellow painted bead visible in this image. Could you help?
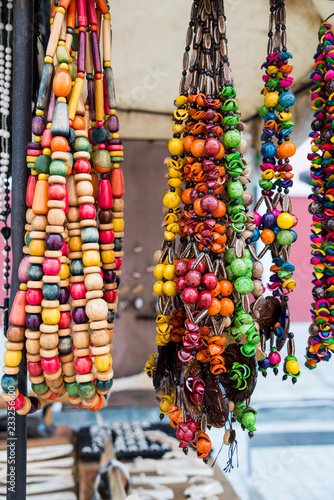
[36,109,44,116]
[153,281,164,296]
[43,148,52,156]
[83,250,100,267]
[20,284,28,291]
[34,136,42,143]
[264,92,279,108]
[153,264,165,280]
[31,169,38,176]
[44,56,53,64]
[29,239,46,256]
[4,350,22,367]
[175,95,188,106]
[285,359,299,375]
[94,353,112,372]
[163,281,177,297]
[163,264,176,280]
[69,236,82,252]
[168,138,184,156]
[38,173,48,180]
[59,263,70,280]
[42,307,60,325]
[277,212,294,229]
[57,96,67,103]
[101,250,114,264]
[172,123,185,134]
[112,218,124,232]
[109,109,116,115]
[112,133,119,139]
[163,191,180,209]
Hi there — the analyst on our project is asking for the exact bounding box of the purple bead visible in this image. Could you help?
[32,116,46,136]
[59,287,70,305]
[27,142,42,150]
[28,396,40,414]
[45,233,64,251]
[103,270,116,283]
[261,212,276,228]
[259,357,270,370]
[77,30,86,74]
[18,255,30,283]
[90,31,102,74]
[107,138,122,146]
[72,306,88,324]
[26,313,42,331]
[116,276,121,288]
[87,80,95,120]
[47,91,57,123]
[107,115,119,133]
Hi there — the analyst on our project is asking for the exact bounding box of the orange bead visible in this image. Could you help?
[194,198,206,216]
[111,168,125,198]
[214,144,224,160]
[190,139,205,158]
[211,200,226,218]
[220,298,234,316]
[32,179,49,215]
[51,136,68,153]
[219,280,233,297]
[72,115,86,130]
[181,188,197,205]
[275,141,296,159]
[208,297,221,316]
[53,70,72,98]
[211,283,221,298]
[260,228,275,244]
[183,135,195,152]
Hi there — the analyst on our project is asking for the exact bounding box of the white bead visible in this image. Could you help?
[5,47,11,54]
[5,24,13,32]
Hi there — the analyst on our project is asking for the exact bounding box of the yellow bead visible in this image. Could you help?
[44,56,53,64]
[20,284,28,291]
[101,250,114,264]
[34,136,42,143]
[69,236,82,252]
[172,123,186,134]
[29,239,46,256]
[26,156,36,163]
[163,191,180,209]
[104,12,111,19]
[57,96,67,103]
[163,281,177,297]
[163,264,176,280]
[83,250,100,267]
[42,307,60,325]
[58,263,70,280]
[168,178,182,188]
[59,63,68,71]
[55,6,65,13]
[264,92,279,108]
[277,212,294,229]
[4,350,22,367]
[109,109,116,115]
[47,123,51,129]
[43,148,52,156]
[153,281,164,296]
[94,353,112,372]
[153,264,165,280]
[285,359,299,375]
[112,133,119,139]
[112,218,124,232]
[164,231,177,241]
[168,138,184,156]
[175,95,188,106]
[31,169,38,176]
[36,109,44,116]
[38,173,48,180]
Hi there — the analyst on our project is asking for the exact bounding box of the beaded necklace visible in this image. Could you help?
[2,0,124,414]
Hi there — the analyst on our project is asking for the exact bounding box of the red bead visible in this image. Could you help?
[9,290,27,327]
[187,259,205,274]
[26,175,38,208]
[41,129,52,148]
[99,230,114,244]
[75,356,92,374]
[204,138,221,157]
[48,184,66,200]
[26,288,43,306]
[185,270,202,288]
[74,158,91,174]
[79,203,96,220]
[174,260,189,276]
[104,290,117,303]
[70,282,86,300]
[41,356,60,374]
[43,258,61,275]
[202,273,218,290]
[6,393,25,411]
[98,179,113,209]
[181,287,198,305]
[64,183,69,215]
[200,195,219,214]
[58,311,71,329]
[176,276,187,293]
[47,392,59,401]
[27,361,43,376]
[61,241,68,256]
[198,290,213,309]
[114,258,122,270]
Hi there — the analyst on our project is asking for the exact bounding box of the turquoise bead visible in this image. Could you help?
[37,63,53,110]
[1,374,18,393]
[51,102,69,137]
[70,259,84,276]
[279,92,296,107]
[43,283,60,300]
[91,127,108,144]
[81,227,99,244]
[28,264,43,281]
[50,159,67,177]
[261,142,276,158]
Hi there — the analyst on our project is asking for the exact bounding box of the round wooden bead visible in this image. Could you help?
[26,353,41,362]
[85,273,103,290]
[86,290,103,300]
[40,333,59,350]
[76,181,93,197]
[38,389,53,399]
[90,320,107,330]
[6,326,25,343]
[47,208,66,226]
[86,298,108,321]
[59,352,74,363]
[4,341,24,351]
[73,347,91,357]
[40,347,59,358]
[76,373,94,383]
[68,394,82,404]
[81,393,99,408]
[26,339,40,355]
[62,361,76,377]
[96,368,114,381]
[113,198,124,211]
[40,324,58,333]
[31,215,47,231]
[2,366,19,375]
[29,374,45,384]
[92,345,110,356]
[73,331,90,348]
[68,207,80,222]
[90,329,109,346]
[25,330,41,339]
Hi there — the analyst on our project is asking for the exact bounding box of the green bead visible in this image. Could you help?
[25,232,32,246]
[78,382,96,400]
[221,86,236,98]
[226,265,234,281]
[224,129,241,148]
[66,382,79,397]
[241,344,256,357]
[71,32,78,52]
[230,258,247,277]
[242,411,256,428]
[32,381,48,394]
[259,105,269,117]
[224,248,236,264]
[68,63,77,81]
[92,148,111,170]
[74,136,90,152]
[50,159,67,176]
[227,180,244,199]
[276,230,293,245]
[35,154,52,174]
[56,45,70,64]
[91,127,108,144]
[243,258,253,274]
[234,276,254,294]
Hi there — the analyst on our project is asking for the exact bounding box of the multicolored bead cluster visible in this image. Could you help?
[306,22,334,368]
[250,0,300,381]
[2,0,124,414]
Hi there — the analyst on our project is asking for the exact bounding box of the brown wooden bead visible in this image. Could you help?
[99,223,113,230]
[84,266,101,275]
[73,331,90,349]
[51,382,65,393]
[2,366,19,375]
[68,394,82,404]
[26,353,41,362]
[29,374,44,384]
[91,344,110,355]
[2,389,19,401]
[43,275,60,283]
[28,257,45,265]
[86,299,108,321]
[96,368,113,381]
[80,218,97,228]
[82,243,99,251]
[90,320,108,330]
[104,283,117,290]
[40,324,58,333]
[64,375,77,383]
[113,198,124,212]
[27,280,43,289]
[73,347,91,357]
[39,389,53,399]
[71,298,87,308]
[68,207,80,222]
[86,290,103,300]
[72,323,89,332]
[98,210,112,224]
[41,300,59,308]
[78,195,95,205]
[40,347,59,358]
[68,251,83,260]
[25,329,41,339]
[4,341,24,351]
[76,373,94,383]
[26,208,34,223]
[58,328,71,337]
[44,367,62,381]
[6,326,25,343]
[16,397,32,416]
[46,225,64,234]
[81,393,99,407]
[45,250,62,258]
[59,304,71,312]
[47,208,66,226]
[47,375,63,389]
[90,329,109,346]
[31,215,47,231]
[29,231,46,240]
[62,361,76,377]
[59,352,74,363]
[26,339,40,354]
[40,333,59,350]
[76,180,93,197]
[48,175,66,185]
[70,276,85,284]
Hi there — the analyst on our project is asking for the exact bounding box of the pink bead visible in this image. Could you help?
[268,351,281,366]
[108,145,123,151]
[99,230,114,244]
[79,203,96,220]
[64,184,69,215]
[41,356,60,374]
[6,393,25,411]
[41,129,52,148]
[98,179,113,209]
[114,258,122,270]
[18,255,30,283]
[43,258,61,275]
[70,282,86,300]
[26,288,43,305]
[27,149,42,157]
[253,212,262,226]
[272,209,280,218]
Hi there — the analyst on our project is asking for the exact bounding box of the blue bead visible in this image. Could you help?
[263,112,277,122]
[250,228,260,242]
[51,102,69,137]
[68,127,75,145]
[37,63,53,110]
[70,259,84,276]
[43,283,60,300]
[261,142,276,158]
[28,264,43,281]
[81,227,99,244]
[279,92,296,107]
[1,374,18,392]
[96,378,113,392]
[290,230,298,243]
